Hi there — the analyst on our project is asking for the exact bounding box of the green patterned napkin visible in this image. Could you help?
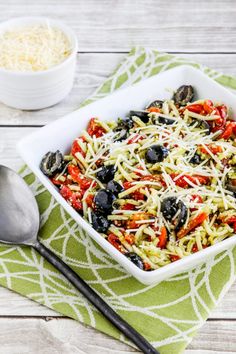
[3,47,236,354]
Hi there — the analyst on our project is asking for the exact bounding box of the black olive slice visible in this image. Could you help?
[189,153,201,165]
[40,150,64,177]
[173,85,194,106]
[161,197,187,231]
[161,197,179,221]
[129,110,150,123]
[94,189,116,213]
[96,165,116,184]
[146,100,163,109]
[190,119,210,135]
[114,128,128,142]
[126,252,144,270]
[175,202,188,232]
[91,212,110,233]
[107,180,124,196]
[158,115,176,125]
[115,117,134,131]
[145,145,169,163]
[199,120,210,134]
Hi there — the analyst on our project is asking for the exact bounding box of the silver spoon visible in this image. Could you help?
[0,165,159,354]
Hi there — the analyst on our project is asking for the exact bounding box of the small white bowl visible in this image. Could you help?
[18,65,236,285]
[0,17,78,110]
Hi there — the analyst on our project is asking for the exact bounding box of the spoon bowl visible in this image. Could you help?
[0,165,159,354]
[0,165,39,245]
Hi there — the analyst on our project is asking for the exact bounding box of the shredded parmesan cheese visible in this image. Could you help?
[45,94,236,271]
[0,24,72,71]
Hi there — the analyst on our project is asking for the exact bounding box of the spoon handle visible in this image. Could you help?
[34,241,159,354]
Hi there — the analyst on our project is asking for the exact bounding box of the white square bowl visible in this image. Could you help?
[18,65,236,285]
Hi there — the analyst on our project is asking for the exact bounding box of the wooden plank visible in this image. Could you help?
[0,317,138,354]
[0,127,36,170]
[0,317,234,354]
[0,287,59,316]
[1,0,236,52]
[188,320,236,353]
[1,53,236,126]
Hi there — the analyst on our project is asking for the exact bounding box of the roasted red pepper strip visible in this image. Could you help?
[68,165,94,190]
[134,166,145,177]
[87,118,106,138]
[60,185,73,200]
[51,176,67,186]
[68,165,81,182]
[177,212,208,239]
[127,213,150,229]
[107,234,125,253]
[184,175,209,186]
[70,194,83,210]
[199,144,222,155]
[185,104,203,114]
[127,134,144,144]
[171,173,209,188]
[123,181,133,190]
[122,181,145,200]
[133,190,145,201]
[121,203,136,210]
[124,233,135,245]
[158,226,168,249]
[170,255,180,262]
[210,107,226,133]
[60,185,82,211]
[142,174,166,187]
[218,121,236,140]
[221,215,236,233]
[143,262,152,270]
[192,243,208,252]
[191,195,203,204]
[147,107,161,113]
[203,100,214,114]
[71,138,86,158]
[190,195,203,211]
[192,243,198,253]
[225,216,236,223]
[232,123,236,135]
[85,194,94,208]
[217,104,227,119]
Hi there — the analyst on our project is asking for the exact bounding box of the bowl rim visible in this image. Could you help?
[17,65,236,283]
[0,16,78,76]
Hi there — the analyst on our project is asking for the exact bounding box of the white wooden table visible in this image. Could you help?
[1,1,236,353]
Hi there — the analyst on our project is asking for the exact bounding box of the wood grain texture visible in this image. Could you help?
[0,0,236,52]
[1,53,236,126]
[0,127,36,170]
[0,287,59,316]
[0,317,234,354]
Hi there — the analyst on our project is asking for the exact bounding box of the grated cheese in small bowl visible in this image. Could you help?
[0,17,78,109]
[0,24,72,72]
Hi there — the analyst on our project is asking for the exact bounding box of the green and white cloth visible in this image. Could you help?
[3,47,236,354]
